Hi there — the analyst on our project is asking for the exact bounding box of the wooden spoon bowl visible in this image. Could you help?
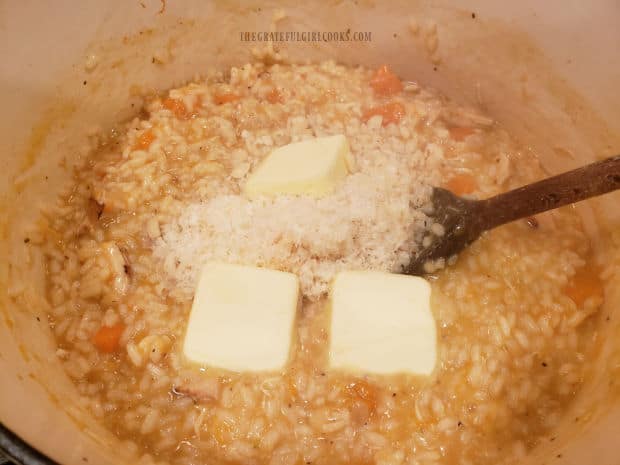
[404,155,620,275]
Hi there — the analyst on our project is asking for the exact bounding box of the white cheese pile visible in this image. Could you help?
[155,137,432,301]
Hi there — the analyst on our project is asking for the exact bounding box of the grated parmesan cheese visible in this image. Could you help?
[154,152,433,301]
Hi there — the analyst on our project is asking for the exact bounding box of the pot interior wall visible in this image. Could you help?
[1,1,619,464]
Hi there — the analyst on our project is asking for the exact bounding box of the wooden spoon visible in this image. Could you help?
[403,155,620,275]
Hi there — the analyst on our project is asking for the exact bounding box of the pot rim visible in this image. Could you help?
[0,423,58,465]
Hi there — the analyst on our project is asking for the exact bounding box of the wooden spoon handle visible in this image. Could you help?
[478,155,620,230]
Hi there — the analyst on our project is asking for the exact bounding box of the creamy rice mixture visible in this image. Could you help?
[37,61,605,465]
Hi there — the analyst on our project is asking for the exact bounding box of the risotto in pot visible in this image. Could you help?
[35,61,605,465]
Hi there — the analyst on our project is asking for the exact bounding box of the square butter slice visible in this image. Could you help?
[183,263,299,372]
[329,271,437,375]
[244,134,351,198]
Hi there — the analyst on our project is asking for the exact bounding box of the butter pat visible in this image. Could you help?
[329,271,437,375]
[244,134,351,198]
[183,263,299,372]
